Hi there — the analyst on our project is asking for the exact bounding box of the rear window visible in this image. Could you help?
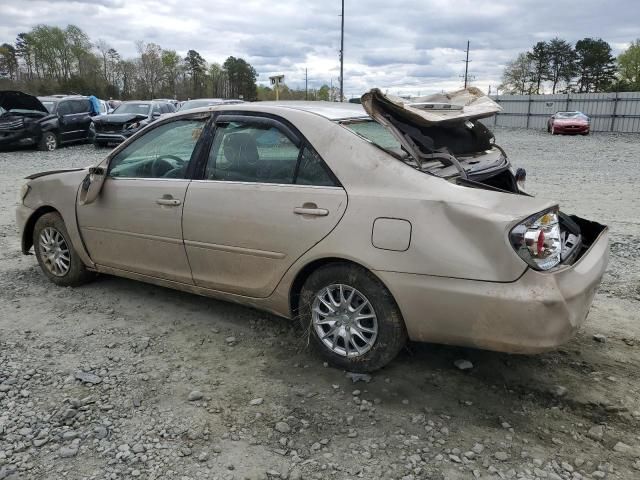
[342,118,494,156]
[115,103,151,115]
[342,120,402,151]
[41,101,56,113]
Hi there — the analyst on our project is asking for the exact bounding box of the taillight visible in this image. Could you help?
[509,207,562,271]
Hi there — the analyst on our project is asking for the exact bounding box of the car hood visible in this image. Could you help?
[361,87,502,127]
[0,90,48,113]
[93,113,147,123]
[25,168,87,180]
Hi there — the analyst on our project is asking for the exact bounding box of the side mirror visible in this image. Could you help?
[78,166,107,205]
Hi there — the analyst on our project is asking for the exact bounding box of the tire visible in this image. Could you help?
[298,263,407,372]
[547,124,551,133]
[33,212,94,287]
[37,131,58,151]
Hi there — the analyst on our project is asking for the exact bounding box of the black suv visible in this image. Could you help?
[0,91,94,151]
[92,100,176,147]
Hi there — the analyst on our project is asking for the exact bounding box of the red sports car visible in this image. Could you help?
[547,111,590,135]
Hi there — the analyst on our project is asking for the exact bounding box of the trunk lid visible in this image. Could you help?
[360,88,516,191]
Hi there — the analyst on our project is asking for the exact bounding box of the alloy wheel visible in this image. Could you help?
[45,133,57,151]
[311,284,378,357]
[38,227,70,276]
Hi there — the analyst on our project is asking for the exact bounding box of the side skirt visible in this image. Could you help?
[92,264,290,320]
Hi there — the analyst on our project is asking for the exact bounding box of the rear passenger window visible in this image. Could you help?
[296,147,336,186]
[70,100,90,114]
[206,122,300,184]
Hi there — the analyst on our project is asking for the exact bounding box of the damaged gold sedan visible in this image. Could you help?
[16,88,608,371]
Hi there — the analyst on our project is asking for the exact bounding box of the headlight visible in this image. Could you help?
[509,207,561,271]
[18,183,31,204]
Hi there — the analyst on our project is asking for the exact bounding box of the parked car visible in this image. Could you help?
[152,98,180,109]
[177,98,244,112]
[91,100,176,147]
[16,88,608,372]
[547,111,590,135]
[0,91,94,151]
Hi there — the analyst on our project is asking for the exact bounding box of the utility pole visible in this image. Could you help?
[462,40,471,88]
[339,0,344,102]
[305,68,308,100]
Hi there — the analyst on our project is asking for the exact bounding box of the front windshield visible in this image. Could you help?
[342,120,403,152]
[556,112,582,119]
[114,103,151,115]
[41,101,56,113]
[179,99,223,111]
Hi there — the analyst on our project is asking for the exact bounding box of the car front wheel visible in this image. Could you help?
[37,131,58,151]
[298,263,407,372]
[33,212,94,287]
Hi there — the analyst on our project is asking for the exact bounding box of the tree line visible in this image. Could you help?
[500,37,640,95]
[0,24,260,101]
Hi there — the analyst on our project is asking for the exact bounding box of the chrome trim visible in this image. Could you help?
[81,226,183,245]
[184,239,286,259]
[189,179,344,190]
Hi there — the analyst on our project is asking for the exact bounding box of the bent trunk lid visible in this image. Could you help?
[361,87,501,127]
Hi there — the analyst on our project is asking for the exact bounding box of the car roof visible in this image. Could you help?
[171,101,369,121]
[38,95,87,102]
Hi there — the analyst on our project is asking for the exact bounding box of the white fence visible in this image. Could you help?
[484,92,640,133]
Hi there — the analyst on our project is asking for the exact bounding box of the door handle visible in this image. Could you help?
[156,196,181,206]
[294,205,329,216]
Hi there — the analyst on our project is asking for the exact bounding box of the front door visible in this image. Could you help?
[182,115,347,297]
[77,116,208,283]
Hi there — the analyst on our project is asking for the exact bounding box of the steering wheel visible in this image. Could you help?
[150,155,184,177]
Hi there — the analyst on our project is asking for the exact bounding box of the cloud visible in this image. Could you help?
[3,0,638,97]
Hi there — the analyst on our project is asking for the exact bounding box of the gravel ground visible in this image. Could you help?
[0,129,639,480]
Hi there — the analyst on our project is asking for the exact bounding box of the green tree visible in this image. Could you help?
[617,39,640,91]
[0,43,18,80]
[546,38,577,93]
[527,41,550,94]
[161,49,181,98]
[183,49,207,98]
[317,84,330,101]
[223,56,257,100]
[575,38,616,92]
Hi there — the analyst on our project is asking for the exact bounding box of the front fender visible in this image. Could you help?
[21,170,94,268]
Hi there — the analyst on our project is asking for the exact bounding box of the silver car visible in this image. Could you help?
[16,88,608,372]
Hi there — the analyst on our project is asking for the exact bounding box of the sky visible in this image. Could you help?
[1,0,639,98]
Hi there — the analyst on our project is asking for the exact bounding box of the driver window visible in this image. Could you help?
[108,119,205,179]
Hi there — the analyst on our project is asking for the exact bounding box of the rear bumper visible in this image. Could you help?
[375,222,608,353]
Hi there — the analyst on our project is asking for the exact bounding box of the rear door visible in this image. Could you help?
[182,114,347,297]
[59,99,92,141]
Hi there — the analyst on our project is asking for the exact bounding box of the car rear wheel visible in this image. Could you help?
[33,212,94,287]
[298,263,407,372]
[37,132,58,151]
